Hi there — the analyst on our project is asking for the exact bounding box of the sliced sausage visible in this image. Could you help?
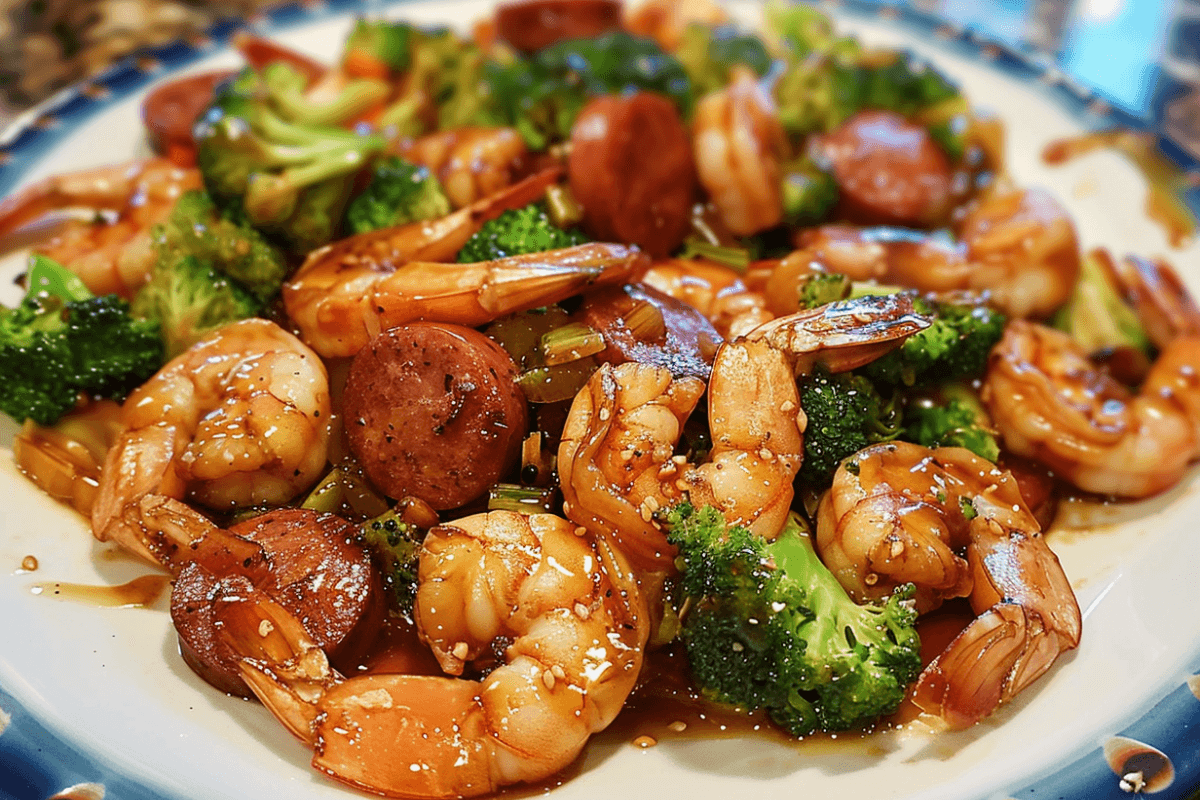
[142,70,237,166]
[815,109,953,228]
[568,92,697,258]
[343,322,528,510]
[171,508,384,697]
[496,0,622,53]
[579,283,722,379]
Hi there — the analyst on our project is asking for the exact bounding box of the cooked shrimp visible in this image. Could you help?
[1104,251,1200,349]
[282,170,648,358]
[0,158,201,297]
[217,511,648,799]
[91,318,331,565]
[692,66,787,237]
[394,126,529,209]
[815,441,1081,729]
[558,294,929,569]
[776,184,1081,318]
[642,257,774,339]
[982,320,1200,498]
[624,0,730,50]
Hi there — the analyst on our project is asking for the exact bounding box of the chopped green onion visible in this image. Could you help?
[679,238,752,273]
[545,184,585,229]
[301,468,346,514]
[517,359,599,403]
[541,322,606,365]
[488,483,557,514]
[623,300,667,342]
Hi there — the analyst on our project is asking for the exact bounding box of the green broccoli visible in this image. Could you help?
[781,156,840,225]
[153,191,287,303]
[375,25,492,135]
[797,366,901,487]
[667,504,921,736]
[131,255,262,358]
[360,505,427,613]
[766,0,964,154]
[194,67,388,253]
[457,202,590,263]
[903,383,1000,462]
[675,23,772,97]
[1052,249,1152,356]
[0,255,163,425]
[859,295,1006,387]
[345,156,452,234]
[341,17,413,76]
[763,0,859,60]
[796,271,851,310]
[481,31,692,150]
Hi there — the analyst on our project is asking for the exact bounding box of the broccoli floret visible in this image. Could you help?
[903,384,1000,462]
[341,17,412,76]
[675,23,772,97]
[0,256,163,425]
[345,156,452,234]
[457,202,590,263]
[796,272,851,310]
[482,31,692,149]
[132,255,262,358]
[154,191,287,303]
[782,156,839,225]
[360,506,427,613]
[195,67,387,253]
[376,26,492,135]
[766,1,963,151]
[798,366,901,487]
[860,295,1006,387]
[1052,249,1151,356]
[667,504,921,735]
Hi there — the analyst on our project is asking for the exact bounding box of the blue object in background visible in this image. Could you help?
[1059,0,1176,115]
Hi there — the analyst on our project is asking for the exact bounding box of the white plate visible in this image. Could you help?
[2,2,1200,799]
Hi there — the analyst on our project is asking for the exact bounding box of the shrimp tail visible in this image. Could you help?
[912,517,1081,730]
[911,602,1075,730]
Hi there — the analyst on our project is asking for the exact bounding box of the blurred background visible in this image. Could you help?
[0,0,1196,156]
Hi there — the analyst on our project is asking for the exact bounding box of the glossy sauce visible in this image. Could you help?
[30,574,170,608]
[1043,129,1195,247]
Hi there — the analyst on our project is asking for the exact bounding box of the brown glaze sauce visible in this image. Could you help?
[31,574,170,608]
[1042,128,1196,247]
[338,601,977,799]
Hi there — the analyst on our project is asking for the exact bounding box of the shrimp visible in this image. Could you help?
[642,257,774,339]
[624,0,730,50]
[394,127,529,209]
[982,320,1200,498]
[91,318,331,565]
[815,441,1081,729]
[692,66,787,237]
[216,511,648,799]
[282,170,649,358]
[558,294,930,569]
[0,158,201,297]
[774,184,1081,319]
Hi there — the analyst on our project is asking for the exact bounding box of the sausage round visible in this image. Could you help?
[815,109,953,227]
[568,92,697,258]
[579,283,722,380]
[343,322,528,510]
[171,508,385,697]
[142,70,237,165]
[495,0,622,53]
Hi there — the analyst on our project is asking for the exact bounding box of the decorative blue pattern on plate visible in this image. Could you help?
[0,2,1198,799]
